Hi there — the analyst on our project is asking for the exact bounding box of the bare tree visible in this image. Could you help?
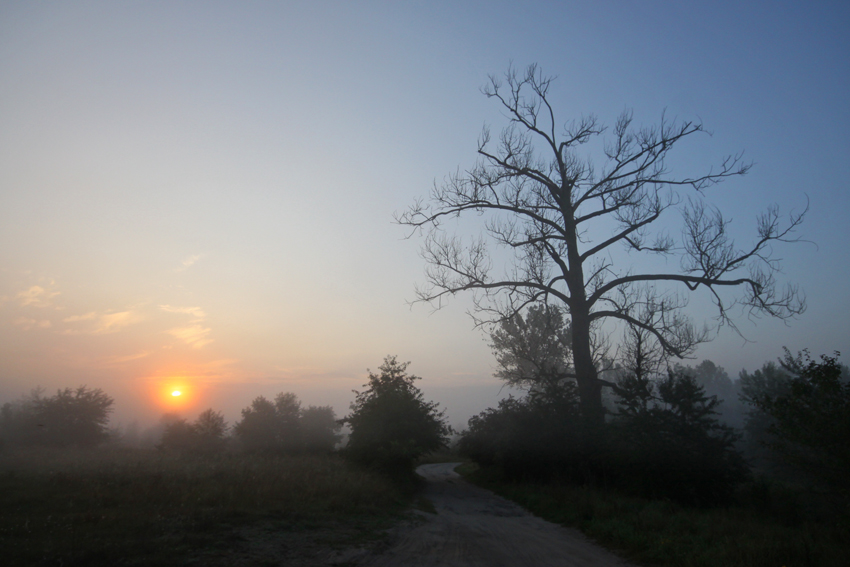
[398,64,805,424]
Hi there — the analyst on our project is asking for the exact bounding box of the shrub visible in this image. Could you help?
[459,384,591,482]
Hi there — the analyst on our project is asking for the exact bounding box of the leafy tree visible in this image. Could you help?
[300,405,342,452]
[752,351,850,492]
[489,303,575,396]
[674,359,744,427]
[398,63,806,423]
[611,370,748,505]
[233,392,339,453]
[738,361,793,466]
[160,408,228,453]
[159,417,197,452]
[0,386,114,448]
[234,393,301,453]
[342,356,451,472]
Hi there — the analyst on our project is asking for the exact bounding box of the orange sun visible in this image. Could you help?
[172,390,182,397]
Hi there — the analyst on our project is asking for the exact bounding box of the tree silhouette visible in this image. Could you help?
[399,64,806,423]
[342,356,451,472]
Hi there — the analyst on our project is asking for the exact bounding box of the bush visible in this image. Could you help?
[459,384,592,482]
[609,371,749,505]
[341,356,451,472]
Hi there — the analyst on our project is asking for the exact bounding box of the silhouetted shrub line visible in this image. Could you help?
[460,369,747,506]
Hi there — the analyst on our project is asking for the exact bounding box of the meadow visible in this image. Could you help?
[0,446,412,566]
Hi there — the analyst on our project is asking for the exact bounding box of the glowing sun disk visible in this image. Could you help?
[172,390,181,397]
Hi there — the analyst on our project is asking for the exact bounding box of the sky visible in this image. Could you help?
[1,1,848,429]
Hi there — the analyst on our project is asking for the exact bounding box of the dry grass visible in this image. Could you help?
[0,446,409,566]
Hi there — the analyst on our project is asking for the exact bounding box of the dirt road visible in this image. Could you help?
[365,463,637,567]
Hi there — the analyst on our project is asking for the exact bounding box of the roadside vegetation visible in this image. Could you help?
[460,462,847,567]
[455,312,850,566]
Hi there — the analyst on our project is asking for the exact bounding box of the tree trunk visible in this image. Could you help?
[571,302,605,425]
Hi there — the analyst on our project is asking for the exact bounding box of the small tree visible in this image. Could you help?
[489,303,575,396]
[752,351,849,493]
[232,392,332,453]
[342,356,451,472]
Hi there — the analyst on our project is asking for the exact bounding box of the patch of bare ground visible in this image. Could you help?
[356,463,636,567]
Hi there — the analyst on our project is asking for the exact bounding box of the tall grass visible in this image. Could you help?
[461,464,849,567]
[0,447,408,566]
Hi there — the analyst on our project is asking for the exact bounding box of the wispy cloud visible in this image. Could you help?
[63,312,97,323]
[103,351,151,365]
[14,317,52,330]
[159,305,205,319]
[94,311,144,334]
[167,325,213,348]
[61,309,144,335]
[17,285,59,308]
[175,254,204,272]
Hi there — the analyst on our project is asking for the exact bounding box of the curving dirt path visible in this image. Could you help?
[365,463,638,567]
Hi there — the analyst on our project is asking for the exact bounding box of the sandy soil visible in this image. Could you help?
[361,462,638,567]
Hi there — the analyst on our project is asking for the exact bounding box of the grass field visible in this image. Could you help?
[0,447,412,566]
[459,463,849,567]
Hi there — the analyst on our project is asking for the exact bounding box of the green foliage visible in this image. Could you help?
[342,356,451,472]
[0,386,114,448]
[232,392,341,454]
[459,386,587,481]
[461,369,748,505]
[159,409,228,454]
[738,361,793,467]
[489,304,573,391]
[611,371,749,505]
[753,351,850,494]
[233,393,302,453]
[300,405,342,452]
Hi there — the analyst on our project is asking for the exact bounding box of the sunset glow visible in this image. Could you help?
[0,2,846,430]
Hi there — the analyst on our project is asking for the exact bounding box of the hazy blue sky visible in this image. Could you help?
[1,1,847,428]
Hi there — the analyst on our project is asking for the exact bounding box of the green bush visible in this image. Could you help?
[458,386,593,482]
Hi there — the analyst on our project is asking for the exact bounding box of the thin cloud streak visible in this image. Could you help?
[17,285,59,308]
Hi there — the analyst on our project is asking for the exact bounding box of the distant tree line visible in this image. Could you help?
[0,358,451,480]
